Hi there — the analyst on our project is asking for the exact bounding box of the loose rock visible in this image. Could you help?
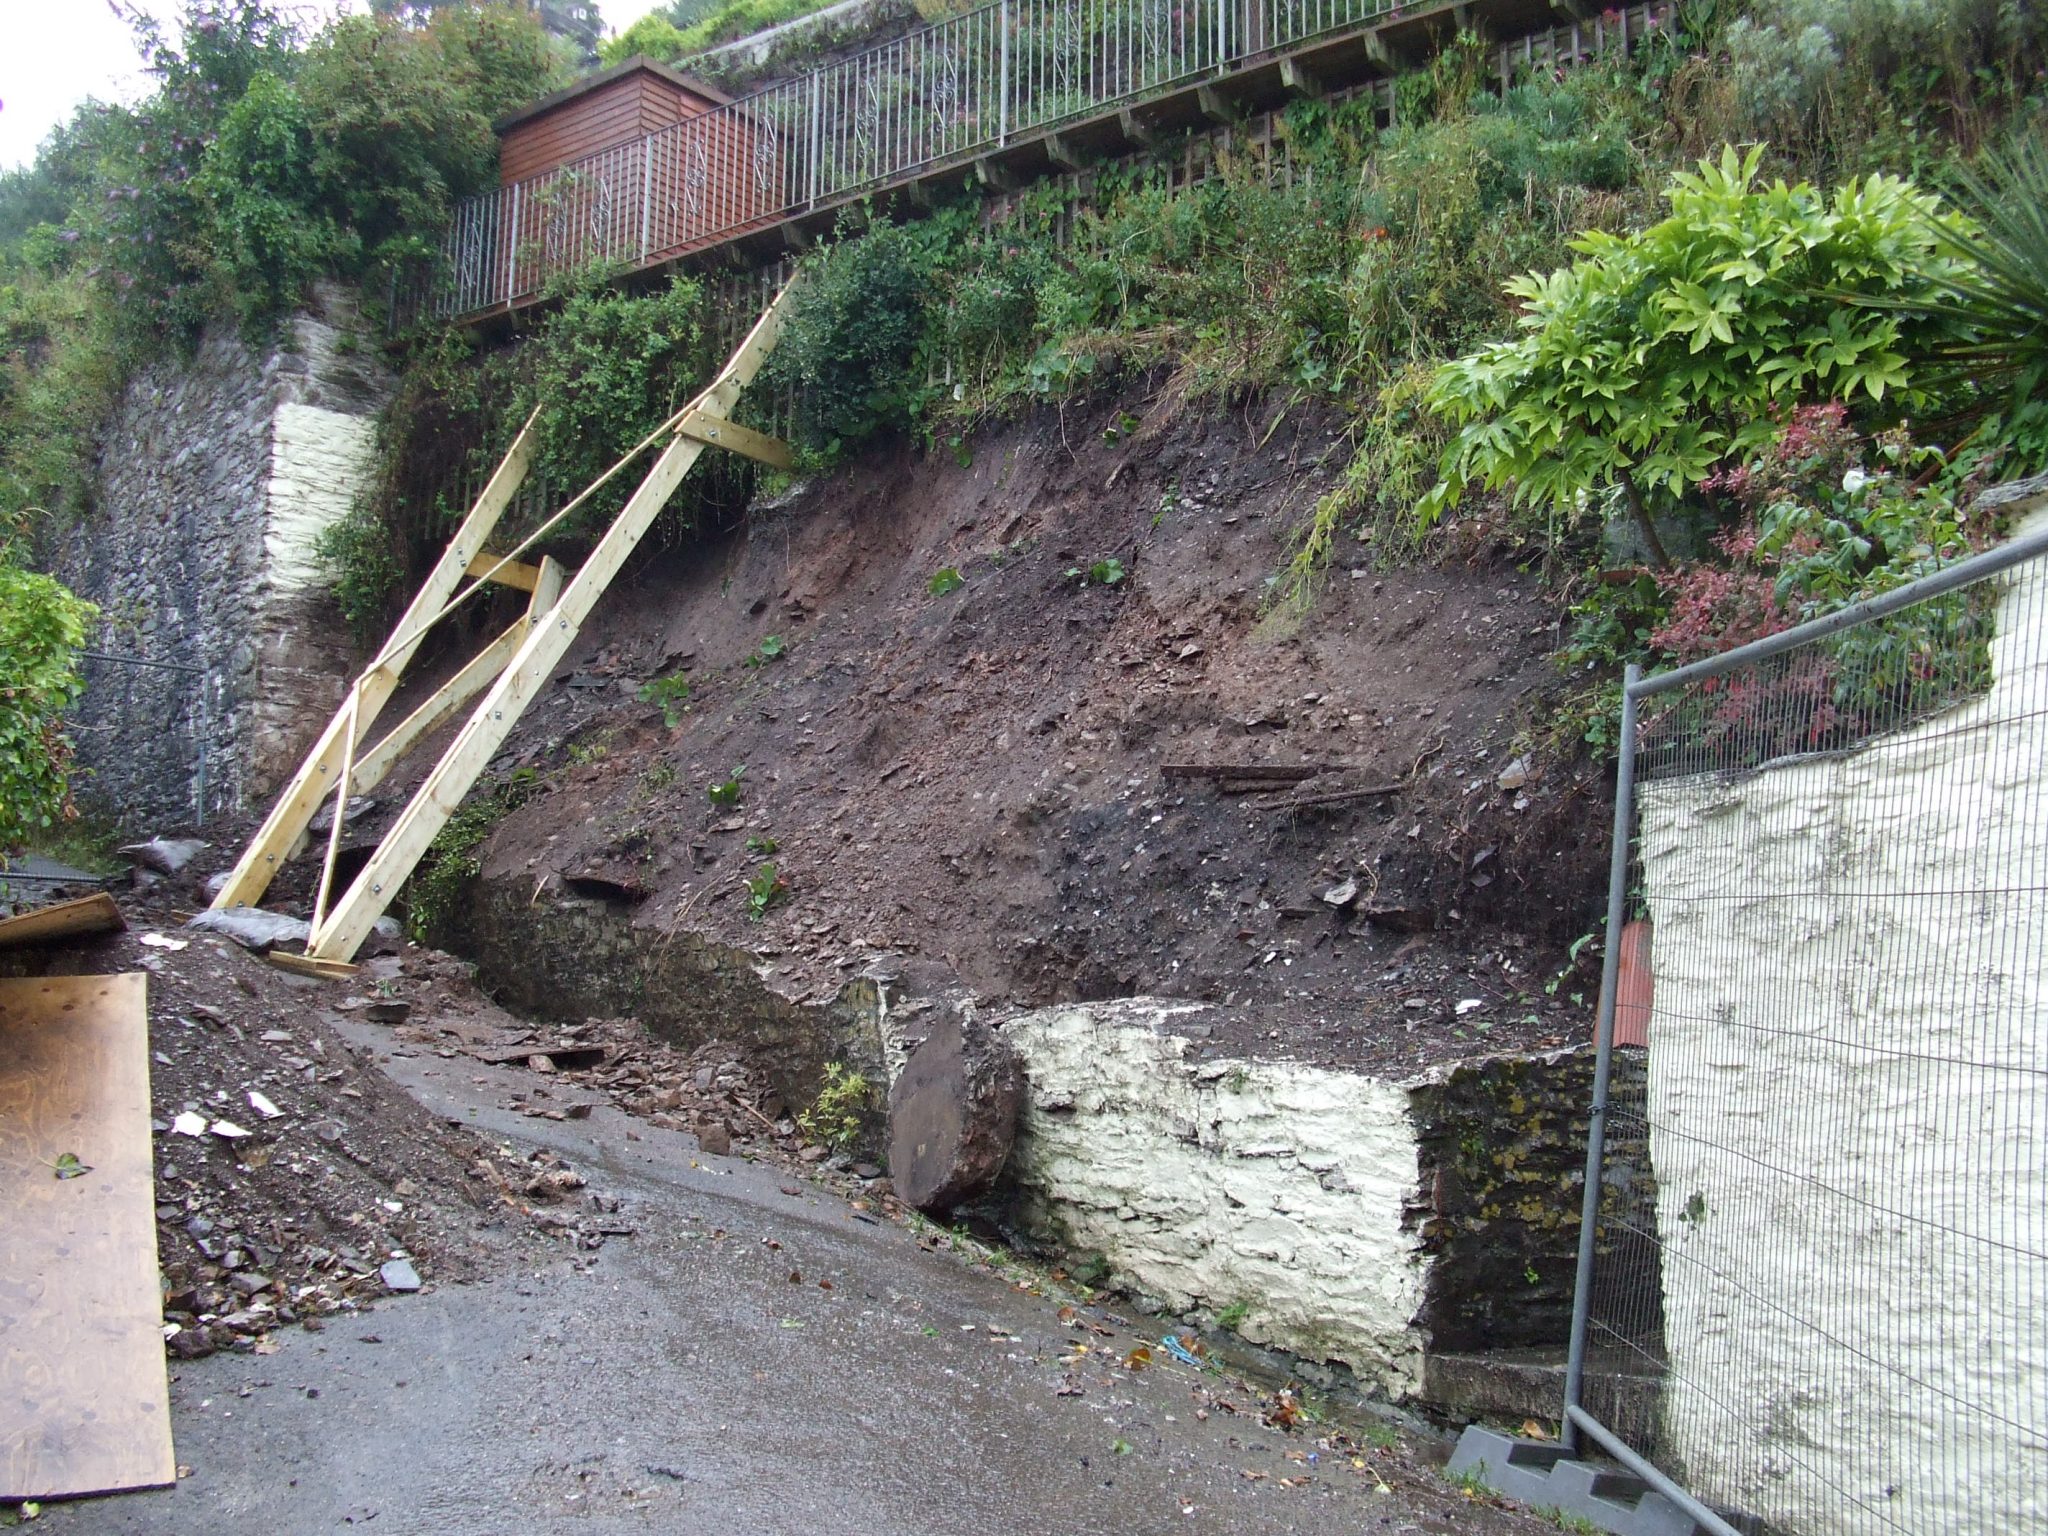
[887,1009,1023,1214]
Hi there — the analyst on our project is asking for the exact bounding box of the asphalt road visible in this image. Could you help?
[43,1016,1540,1536]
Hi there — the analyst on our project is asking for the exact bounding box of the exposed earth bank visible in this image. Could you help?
[443,387,1611,1085]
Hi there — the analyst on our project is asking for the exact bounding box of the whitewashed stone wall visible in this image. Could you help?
[999,999,1613,1397]
[1636,505,2048,1535]
[1007,1000,1431,1391]
[53,285,391,826]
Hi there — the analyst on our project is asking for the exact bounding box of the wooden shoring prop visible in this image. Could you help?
[350,556,565,797]
[303,284,796,962]
[309,685,361,936]
[211,410,542,913]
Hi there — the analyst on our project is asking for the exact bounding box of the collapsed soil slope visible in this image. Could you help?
[448,387,1609,1074]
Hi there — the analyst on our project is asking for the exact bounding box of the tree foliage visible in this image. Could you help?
[0,1,566,526]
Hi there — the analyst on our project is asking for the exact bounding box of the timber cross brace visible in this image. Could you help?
[211,279,799,968]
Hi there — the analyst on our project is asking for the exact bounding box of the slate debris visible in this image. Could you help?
[32,910,610,1365]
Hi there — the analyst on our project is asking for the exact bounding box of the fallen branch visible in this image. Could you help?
[1160,763,1339,783]
[1250,781,1405,813]
[724,1093,781,1134]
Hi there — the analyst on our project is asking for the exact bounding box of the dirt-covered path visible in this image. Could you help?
[38,968,1556,1536]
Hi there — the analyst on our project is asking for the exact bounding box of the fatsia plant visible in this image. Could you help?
[1418,146,1971,562]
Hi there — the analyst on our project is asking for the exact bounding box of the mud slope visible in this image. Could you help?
[457,390,1610,1071]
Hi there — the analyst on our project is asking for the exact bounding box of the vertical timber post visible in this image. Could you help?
[1561,661,1641,1452]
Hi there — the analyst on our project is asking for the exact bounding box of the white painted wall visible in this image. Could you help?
[1005,999,1429,1393]
[262,401,380,597]
[1637,509,2048,1535]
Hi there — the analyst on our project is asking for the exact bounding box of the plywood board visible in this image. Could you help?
[0,973,175,1498]
[0,893,125,952]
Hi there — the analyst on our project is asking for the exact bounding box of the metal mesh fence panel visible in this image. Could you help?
[1574,534,2048,1536]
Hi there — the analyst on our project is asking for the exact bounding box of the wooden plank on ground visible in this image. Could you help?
[263,952,357,982]
[0,893,126,952]
[1159,763,1335,783]
[0,973,174,1499]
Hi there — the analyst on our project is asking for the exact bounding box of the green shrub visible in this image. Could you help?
[1871,128,2048,473]
[797,1061,870,1149]
[512,276,708,526]
[0,559,96,853]
[193,69,341,328]
[1678,0,2040,165]
[767,211,960,457]
[406,769,538,942]
[1420,147,1969,556]
[599,0,841,66]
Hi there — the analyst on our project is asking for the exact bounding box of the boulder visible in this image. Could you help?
[888,1011,1023,1214]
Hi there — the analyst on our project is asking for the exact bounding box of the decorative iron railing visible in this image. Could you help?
[421,0,1670,320]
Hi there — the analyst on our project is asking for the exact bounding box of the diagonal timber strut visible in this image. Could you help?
[211,410,543,914]
[295,283,797,962]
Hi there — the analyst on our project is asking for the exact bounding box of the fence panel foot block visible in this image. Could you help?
[1447,1430,1718,1536]
[0,974,175,1499]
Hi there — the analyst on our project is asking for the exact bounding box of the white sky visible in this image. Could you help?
[0,0,672,172]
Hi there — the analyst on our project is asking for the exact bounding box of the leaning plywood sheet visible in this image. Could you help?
[0,974,175,1498]
[0,893,125,952]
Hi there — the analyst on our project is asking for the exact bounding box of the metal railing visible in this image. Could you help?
[1564,510,2048,1535]
[417,0,1672,319]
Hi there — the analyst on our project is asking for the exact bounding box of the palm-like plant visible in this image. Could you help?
[1890,131,2048,468]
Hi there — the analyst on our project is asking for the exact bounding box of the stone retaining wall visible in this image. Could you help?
[50,284,391,829]
[1000,998,1613,1399]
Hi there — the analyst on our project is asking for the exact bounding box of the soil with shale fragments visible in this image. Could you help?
[18,891,1571,1536]
[356,389,1611,1078]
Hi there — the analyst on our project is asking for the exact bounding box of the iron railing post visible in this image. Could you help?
[1561,660,1640,1453]
[503,182,520,308]
[807,71,823,203]
[638,139,653,262]
[998,0,1011,143]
